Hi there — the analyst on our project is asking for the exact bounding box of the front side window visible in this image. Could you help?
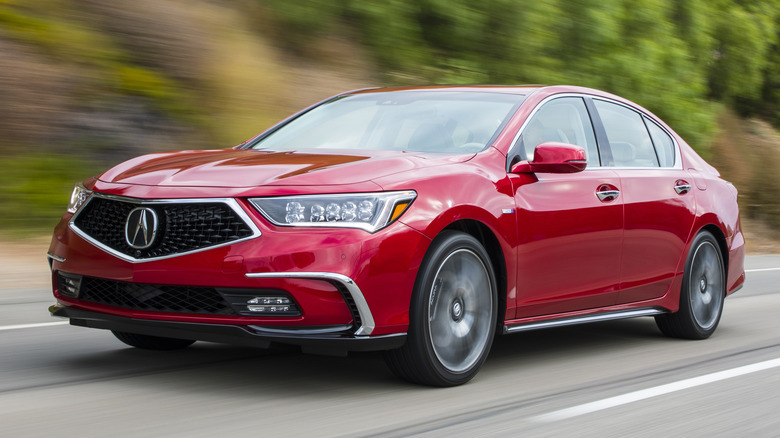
[594,100,659,167]
[249,91,523,154]
[516,97,599,167]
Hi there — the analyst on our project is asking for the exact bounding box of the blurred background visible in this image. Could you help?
[2,0,780,246]
[2,5,779,434]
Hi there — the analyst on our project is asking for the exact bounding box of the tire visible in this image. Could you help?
[112,330,196,350]
[656,230,725,339]
[384,231,498,386]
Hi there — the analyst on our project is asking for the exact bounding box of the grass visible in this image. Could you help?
[0,153,99,235]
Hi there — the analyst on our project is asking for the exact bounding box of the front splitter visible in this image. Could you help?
[50,304,406,356]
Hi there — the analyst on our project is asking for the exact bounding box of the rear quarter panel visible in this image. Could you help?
[680,141,745,297]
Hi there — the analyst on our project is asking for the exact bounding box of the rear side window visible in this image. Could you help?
[645,118,676,167]
[594,100,659,168]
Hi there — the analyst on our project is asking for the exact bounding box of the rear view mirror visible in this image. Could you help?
[511,142,587,174]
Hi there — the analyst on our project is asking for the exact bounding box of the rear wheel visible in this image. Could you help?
[112,331,196,350]
[656,230,725,339]
[384,231,497,386]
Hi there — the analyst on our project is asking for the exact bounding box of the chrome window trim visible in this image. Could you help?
[245,271,376,336]
[507,93,684,171]
[582,166,683,171]
[69,193,262,264]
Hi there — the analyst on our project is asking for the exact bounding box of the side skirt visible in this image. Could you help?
[504,307,667,334]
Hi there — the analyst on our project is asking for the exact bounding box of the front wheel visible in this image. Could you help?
[656,230,725,339]
[384,231,498,386]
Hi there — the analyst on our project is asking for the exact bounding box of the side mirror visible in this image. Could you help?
[511,142,587,174]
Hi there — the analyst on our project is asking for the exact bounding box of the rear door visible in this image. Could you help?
[511,96,623,317]
[590,98,696,303]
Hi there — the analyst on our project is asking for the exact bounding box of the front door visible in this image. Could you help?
[512,170,624,317]
[509,96,623,317]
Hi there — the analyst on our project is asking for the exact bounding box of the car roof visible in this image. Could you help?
[344,85,543,96]
[342,85,634,102]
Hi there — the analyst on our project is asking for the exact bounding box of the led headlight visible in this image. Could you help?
[67,182,92,214]
[250,190,416,232]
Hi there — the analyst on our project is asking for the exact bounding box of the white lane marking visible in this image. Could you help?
[534,357,780,422]
[0,322,69,331]
[745,267,780,273]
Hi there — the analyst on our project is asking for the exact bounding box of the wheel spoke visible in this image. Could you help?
[688,241,723,330]
[430,314,454,349]
[427,249,493,373]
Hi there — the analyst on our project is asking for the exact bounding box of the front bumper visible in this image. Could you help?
[50,304,406,356]
[48,190,430,353]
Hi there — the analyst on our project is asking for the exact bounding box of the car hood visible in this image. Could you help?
[97,148,473,188]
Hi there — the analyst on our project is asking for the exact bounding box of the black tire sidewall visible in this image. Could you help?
[679,231,725,338]
[408,231,498,386]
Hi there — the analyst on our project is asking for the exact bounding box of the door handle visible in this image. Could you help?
[596,190,620,201]
[674,180,692,195]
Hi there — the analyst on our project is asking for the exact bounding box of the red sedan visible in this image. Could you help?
[48,85,745,386]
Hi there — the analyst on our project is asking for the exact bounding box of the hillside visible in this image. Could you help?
[2,0,780,245]
[0,0,374,232]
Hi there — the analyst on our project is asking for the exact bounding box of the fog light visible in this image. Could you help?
[246,296,297,314]
[57,273,82,298]
[248,296,290,305]
[222,291,301,316]
[247,304,292,312]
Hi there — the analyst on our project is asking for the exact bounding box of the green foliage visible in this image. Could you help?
[264,0,342,51]
[115,66,201,123]
[708,3,777,102]
[0,153,99,233]
[259,0,780,153]
[5,0,780,233]
[0,4,125,66]
[342,0,429,73]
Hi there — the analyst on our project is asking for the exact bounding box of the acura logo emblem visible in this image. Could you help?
[125,207,158,249]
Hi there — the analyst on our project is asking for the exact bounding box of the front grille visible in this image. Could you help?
[63,273,301,317]
[73,196,255,260]
[76,275,235,315]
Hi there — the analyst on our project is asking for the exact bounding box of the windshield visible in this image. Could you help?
[248,91,525,153]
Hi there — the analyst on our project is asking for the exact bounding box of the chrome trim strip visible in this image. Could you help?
[69,193,262,264]
[245,271,375,336]
[504,307,666,334]
[247,324,354,335]
[47,253,66,263]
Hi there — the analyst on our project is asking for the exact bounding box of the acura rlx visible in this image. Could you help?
[48,85,745,386]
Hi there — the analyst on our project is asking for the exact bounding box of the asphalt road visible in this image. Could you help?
[1,256,779,437]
